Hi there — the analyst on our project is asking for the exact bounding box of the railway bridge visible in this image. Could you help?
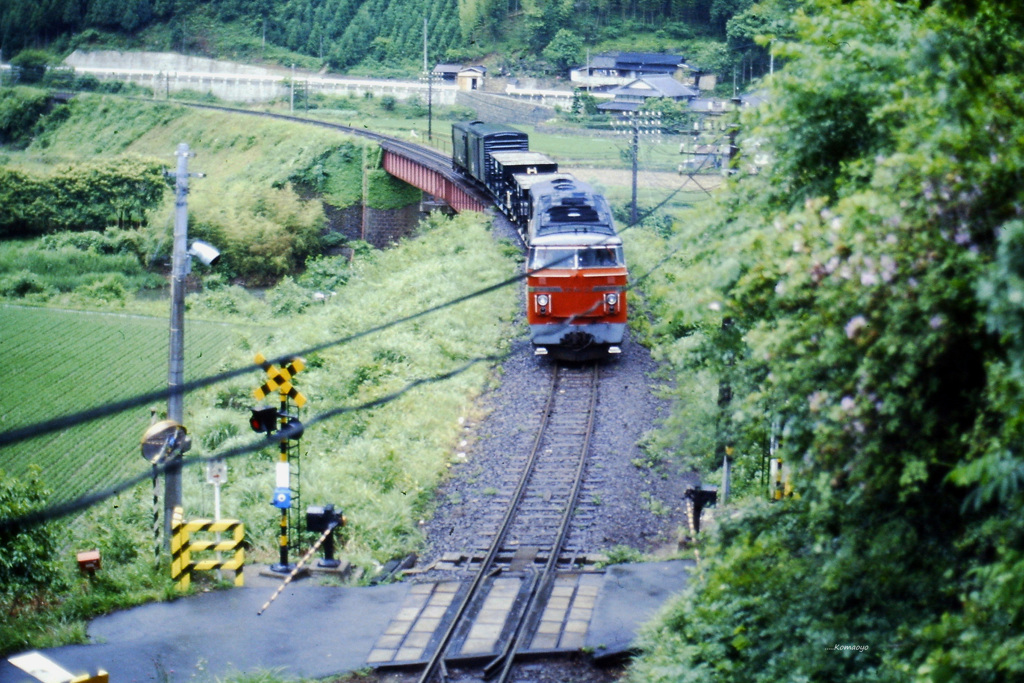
[377,139,490,215]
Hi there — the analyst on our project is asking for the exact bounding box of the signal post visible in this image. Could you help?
[250,353,306,574]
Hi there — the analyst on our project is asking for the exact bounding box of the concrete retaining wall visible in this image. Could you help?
[63,50,458,105]
[456,90,559,125]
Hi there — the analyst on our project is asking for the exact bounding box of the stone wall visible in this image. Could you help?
[365,203,422,248]
[323,203,423,249]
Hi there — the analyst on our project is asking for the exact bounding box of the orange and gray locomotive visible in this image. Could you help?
[452,121,627,359]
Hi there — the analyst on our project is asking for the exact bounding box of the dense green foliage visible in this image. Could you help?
[0,157,166,236]
[6,93,429,283]
[630,0,1024,680]
[0,234,165,300]
[0,469,66,600]
[0,87,51,147]
[0,0,767,81]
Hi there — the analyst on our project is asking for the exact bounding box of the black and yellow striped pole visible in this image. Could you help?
[252,353,307,575]
[272,391,292,573]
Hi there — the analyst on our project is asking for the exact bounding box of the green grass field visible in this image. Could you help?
[0,305,242,503]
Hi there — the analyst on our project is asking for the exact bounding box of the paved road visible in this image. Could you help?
[1,560,692,683]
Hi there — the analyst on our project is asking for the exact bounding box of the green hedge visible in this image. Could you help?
[0,158,166,236]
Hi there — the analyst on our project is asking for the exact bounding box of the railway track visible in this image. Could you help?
[416,362,599,683]
[173,101,491,208]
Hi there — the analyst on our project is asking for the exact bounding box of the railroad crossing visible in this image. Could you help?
[0,559,693,683]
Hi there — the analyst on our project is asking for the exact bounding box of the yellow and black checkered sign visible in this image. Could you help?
[253,353,307,407]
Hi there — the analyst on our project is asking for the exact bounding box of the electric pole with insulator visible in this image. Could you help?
[613,111,662,225]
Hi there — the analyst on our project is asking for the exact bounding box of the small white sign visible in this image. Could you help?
[206,459,228,485]
[276,462,290,488]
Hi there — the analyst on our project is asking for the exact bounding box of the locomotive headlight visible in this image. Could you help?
[536,294,550,307]
[605,292,619,307]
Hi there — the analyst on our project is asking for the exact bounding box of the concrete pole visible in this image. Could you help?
[630,115,639,225]
[166,142,190,545]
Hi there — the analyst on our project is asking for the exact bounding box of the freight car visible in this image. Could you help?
[452,121,627,359]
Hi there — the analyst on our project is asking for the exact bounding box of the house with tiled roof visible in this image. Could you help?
[432,63,486,91]
[570,51,686,88]
[596,75,699,113]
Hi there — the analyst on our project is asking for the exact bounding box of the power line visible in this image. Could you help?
[0,182,705,532]
[0,353,508,535]
[0,268,526,450]
[0,180,689,451]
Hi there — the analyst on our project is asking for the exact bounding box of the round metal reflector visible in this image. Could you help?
[140,419,189,465]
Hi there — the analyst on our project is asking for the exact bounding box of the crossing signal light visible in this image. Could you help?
[249,407,280,433]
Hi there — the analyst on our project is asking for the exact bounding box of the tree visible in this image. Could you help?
[630,0,1024,680]
[542,28,583,73]
[0,468,67,601]
[9,50,54,84]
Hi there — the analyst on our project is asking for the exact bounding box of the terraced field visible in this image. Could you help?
[0,305,241,503]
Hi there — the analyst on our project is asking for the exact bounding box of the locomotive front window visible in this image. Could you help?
[529,248,576,270]
[578,246,624,268]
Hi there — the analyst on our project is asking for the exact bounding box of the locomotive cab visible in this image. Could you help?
[527,240,628,359]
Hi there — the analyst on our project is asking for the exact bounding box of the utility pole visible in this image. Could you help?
[166,142,192,545]
[423,18,433,141]
[631,119,639,224]
[164,143,212,547]
[613,111,661,225]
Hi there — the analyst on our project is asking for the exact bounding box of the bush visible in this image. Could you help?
[0,270,48,298]
[9,50,54,84]
[0,157,166,236]
[186,285,263,319]
[75,273,128,303]
[0,87,51,148]
[298,254,351,292]
[0,468,67,601]
[266,276,312,317]
[40,229,148,259]
[631,1,1024,680]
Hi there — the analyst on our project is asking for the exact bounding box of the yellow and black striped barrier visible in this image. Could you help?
[171,506,245,590]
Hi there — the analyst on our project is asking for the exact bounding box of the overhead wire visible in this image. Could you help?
[1,146,718,533]
[0,168,693,452]
[0,353,509,534]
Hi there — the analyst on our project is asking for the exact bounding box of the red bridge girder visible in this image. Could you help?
[381,149,488,214]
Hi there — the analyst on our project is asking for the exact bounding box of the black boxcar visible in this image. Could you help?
[487,150,559,218]
[451,121,530,187]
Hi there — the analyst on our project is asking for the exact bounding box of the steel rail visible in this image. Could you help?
[417,363,599,683]
[415,366,559,683]
[173,101,491,207]
[486,362,599,683]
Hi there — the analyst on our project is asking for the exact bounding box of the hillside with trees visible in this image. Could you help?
[0,0,779,84]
